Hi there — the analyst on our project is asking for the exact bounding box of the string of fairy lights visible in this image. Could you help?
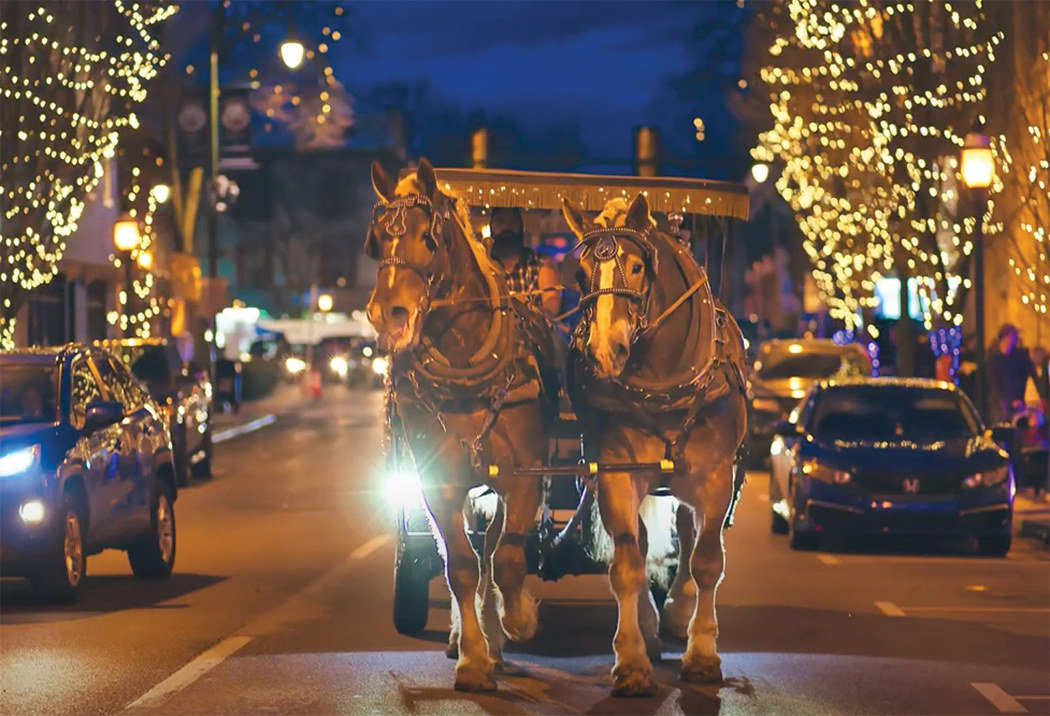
[0,0,176,348]
[753,0,999,333]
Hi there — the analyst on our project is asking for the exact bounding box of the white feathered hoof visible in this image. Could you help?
[454,662,498,693]
[500,593,539,642]
[680,654,722,684]
[611,662,656,697]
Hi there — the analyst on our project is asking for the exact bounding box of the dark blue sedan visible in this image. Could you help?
[0,345,178,601]
[768,378,1015,555]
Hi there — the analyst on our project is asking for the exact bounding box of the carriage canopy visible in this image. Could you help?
[434,168,750,219]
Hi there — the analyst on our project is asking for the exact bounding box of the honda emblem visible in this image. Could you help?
[902,478,920,494]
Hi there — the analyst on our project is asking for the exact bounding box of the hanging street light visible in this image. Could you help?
[113,214,142,337]
[280,38,305,69]
[960,131,994,420]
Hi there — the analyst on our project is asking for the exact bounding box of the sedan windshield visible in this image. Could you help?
[809,386,978,443]
[757,352,845,380]
[0,364,59,424]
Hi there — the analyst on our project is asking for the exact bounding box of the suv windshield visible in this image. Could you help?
[809,386,978,443]
[0,364,59,425]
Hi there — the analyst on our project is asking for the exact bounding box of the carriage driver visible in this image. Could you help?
[489,207,561,317]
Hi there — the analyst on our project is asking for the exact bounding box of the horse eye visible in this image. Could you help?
[631,262,643,275]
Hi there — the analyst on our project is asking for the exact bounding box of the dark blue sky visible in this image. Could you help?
[338,1,707,158]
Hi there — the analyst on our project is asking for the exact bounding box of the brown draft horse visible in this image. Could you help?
[561,194,748,696]
[365,159,558,692]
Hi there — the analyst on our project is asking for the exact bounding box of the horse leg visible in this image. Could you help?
[479,496,506,669]
[636,516,663,663]
[600,471,655,697]
[662,502,697,638]
[427,486,495,692]
[680,462,734,684]
[493,476,542,642]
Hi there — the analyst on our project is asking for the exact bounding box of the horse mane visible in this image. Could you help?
[594,198,630,229]
[394,170,502,281]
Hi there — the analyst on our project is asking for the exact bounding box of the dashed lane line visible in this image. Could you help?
[971,683,1028,713]
[124,533,393,711]
[212,414,277,443]
[816,554,840,566]
[125,636,252,709]
[874,601,906,617]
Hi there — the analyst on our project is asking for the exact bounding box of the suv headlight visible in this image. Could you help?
[801,458,852,484]
[963,465,1010,488]
[0,445,40,478]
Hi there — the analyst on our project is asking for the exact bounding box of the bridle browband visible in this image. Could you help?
[368,194,452,302]
[570,224,659,341]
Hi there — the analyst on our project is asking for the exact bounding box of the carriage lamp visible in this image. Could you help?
[384,467,424,509]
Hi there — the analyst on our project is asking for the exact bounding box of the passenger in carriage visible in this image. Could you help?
[489,206,561,317]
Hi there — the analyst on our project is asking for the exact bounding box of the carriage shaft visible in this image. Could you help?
[487,460,674,478]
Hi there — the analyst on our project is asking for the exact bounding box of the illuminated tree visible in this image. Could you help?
[993,49,1050,320]
[754,0,999,339]
[0,0,175,348]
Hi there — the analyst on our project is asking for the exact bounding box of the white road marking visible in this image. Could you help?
[125,636,252,709]
[351,534,392,560]
[212,414,277,443]
[971,683,1028,713]
[875,601,906,617]
[817,554,840,566]
[125,533,392,711]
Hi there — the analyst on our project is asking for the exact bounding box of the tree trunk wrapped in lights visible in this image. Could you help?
[753,0,999,337]
[0,0,175,348]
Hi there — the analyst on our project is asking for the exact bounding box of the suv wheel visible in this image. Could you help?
[977,533,1011,557]
[31,492,86,603]
[128,483,176,578]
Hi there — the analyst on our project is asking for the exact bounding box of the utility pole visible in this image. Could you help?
[207,0,223,372]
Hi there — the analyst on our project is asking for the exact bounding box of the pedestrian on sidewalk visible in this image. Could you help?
[987,324,1037,424]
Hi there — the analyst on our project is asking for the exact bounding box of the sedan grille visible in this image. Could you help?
[851,470,961,496]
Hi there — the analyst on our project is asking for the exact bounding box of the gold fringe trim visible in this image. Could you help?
[435,168,749,219]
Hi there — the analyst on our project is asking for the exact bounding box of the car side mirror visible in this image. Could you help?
[772,419,803,437]
[83,400,124,433]
[990,423,1015,445]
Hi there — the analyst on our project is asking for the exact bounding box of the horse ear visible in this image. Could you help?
[416,157,439,199]
[561,198,592,240]
[626,193,652,231]
[371,161,395,203]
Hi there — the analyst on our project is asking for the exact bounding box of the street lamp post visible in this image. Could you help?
[960,131,994,420]
[113,214,142,338]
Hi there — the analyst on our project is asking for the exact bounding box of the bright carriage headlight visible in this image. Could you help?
[0,445,40,478]
[963,465,1010,488]
[384,466,423,508]
[371,356,389,376]
[801,458,852,484]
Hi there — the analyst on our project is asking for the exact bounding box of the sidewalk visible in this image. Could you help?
[211,382,317,442]
[1015,490,1050,545]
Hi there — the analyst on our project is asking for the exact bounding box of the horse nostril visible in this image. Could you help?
[615,342,630,359]
[389,305,409,321]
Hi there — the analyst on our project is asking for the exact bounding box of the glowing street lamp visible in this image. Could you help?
[317,293,334,312]
[960,131,994,419]
[150,184,171,204]
[751,162,770,184]
[280,38,305,69]
[113,214,141,337]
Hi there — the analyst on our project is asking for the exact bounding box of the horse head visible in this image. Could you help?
[365,158,457,353]
[562,193,659,379]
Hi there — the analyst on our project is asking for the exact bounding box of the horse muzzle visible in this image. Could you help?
[587,329,631,379]
[367,299,421,354]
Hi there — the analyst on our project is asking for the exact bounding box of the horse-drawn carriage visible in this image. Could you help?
[381,167,751,639]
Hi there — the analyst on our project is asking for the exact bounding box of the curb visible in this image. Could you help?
[1019,516,1050,545]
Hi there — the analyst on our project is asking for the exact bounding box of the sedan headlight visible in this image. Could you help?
[801,458,852,484]
[0,445,40,478]
[752,398,780,413]
[284,356,307,374]
[329,355,349,377]
[371,356,389,376]
[963,465,1010,488]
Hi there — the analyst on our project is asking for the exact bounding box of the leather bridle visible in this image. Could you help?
[366,194,452,305]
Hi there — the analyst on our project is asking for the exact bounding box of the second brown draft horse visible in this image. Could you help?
[365,159,558,692]
[562,194,748,696]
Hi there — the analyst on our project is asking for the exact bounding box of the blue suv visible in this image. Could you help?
[0,345,178,601]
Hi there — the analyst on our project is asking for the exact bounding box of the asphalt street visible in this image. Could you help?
[1,386,1048,716]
